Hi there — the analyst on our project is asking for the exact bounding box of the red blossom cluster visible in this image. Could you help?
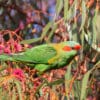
[12,68,25,82]
[0,41,22,54]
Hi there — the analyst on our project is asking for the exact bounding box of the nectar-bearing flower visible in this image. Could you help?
[12,68,25,81]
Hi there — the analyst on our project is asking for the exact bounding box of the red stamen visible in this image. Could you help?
[63,46,72,51]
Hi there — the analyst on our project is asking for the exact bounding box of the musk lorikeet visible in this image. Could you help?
[0,41,81,73]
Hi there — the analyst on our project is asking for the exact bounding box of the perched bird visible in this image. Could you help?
[0,41,81,73]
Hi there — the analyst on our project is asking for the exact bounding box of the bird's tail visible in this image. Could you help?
[0,54,14,61]
[0,53,33,63]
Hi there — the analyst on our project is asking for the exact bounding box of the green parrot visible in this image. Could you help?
[0,41,81,73]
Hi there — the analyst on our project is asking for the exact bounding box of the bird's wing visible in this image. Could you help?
[23,44,57,64]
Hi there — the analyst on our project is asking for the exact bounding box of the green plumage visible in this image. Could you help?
[0,41,80,73]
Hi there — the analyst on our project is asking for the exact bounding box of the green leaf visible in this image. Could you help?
[64,0,68,21]
[48,79,64,86]
[84,32,100,52]
[14,80,23,100]
[20,37,41,44]
[80,29,85,60]
[80,1,86,31]
[65,63,72,97]
[56,0,63,18]
[35,80,46,96]
[12,88,16,100]
[92,10,98,45]
[41,78,64,87]
[73,80,81,100]
[47,24,57,42]
[41,21,52,39]
[80,70,91,100]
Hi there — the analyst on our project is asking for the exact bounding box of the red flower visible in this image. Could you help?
[0,44,4,54]
[4,47,11,54]
[14,42,22,52]
[12,68,25,81]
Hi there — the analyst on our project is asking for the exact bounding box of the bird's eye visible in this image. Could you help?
[71,47,74,50]
[62,46,72,51]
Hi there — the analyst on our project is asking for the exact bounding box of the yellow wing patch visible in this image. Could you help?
[48,44,63,64]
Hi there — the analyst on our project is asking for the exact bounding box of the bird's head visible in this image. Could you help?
[62,41,81,57]
[62,41,81,51]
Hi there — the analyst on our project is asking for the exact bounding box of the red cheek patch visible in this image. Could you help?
[62,46,72,51]
[74,45,81,50]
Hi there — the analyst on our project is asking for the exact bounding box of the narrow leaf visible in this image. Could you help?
[41,21,52,39]
[48,79,64,86]
[56,0,63,17]
[80,1,86,31]
[92,10,98,45]
[80,70,91,100]
[65,63,72,97]
[47,24,57,42]
[64,0,68,21]
[14,80,23,100]
[20,37,41,44]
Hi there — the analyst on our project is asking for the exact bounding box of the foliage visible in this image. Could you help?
[0,0,100,100]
